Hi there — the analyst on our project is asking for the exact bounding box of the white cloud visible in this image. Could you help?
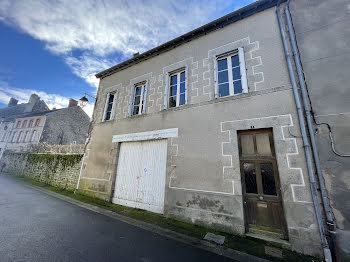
[0,0,237,87]
[0,81,93,118]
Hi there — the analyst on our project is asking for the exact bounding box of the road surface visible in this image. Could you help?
[0,175,235,262]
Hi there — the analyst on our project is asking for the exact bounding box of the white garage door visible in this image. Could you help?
[112,139,168,214]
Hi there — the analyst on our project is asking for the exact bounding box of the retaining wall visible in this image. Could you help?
[1,151,82,190]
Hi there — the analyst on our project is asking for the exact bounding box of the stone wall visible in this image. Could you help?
[1,151,82,191]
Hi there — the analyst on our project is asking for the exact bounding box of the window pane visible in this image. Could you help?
[180,72,185,82]
[171,75,177,85]
[105,112,111,120]
[107,103,113,112]
[135,86,141,95]
[231,55,239,67]
[179,94,185,105]
[180,82,185,93]
[218,70,228,83]
[133,105,139,115]
[256,133,272,155]
[232,67,241,80]
[219,83,230,97]
[169,96,176,108]
[261,163,277,196]
[134,95,140,106]
[234,80,242,94]
[243,163,258,194]
[218,58,228,71]
[108,94,114,103]
[170,85,177,96]
[241,134,254,155]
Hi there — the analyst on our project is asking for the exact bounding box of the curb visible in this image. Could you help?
[13,177,270,262]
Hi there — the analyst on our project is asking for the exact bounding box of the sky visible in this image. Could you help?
[0,0,255,118]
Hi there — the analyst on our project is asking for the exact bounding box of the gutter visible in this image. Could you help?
[276,5,332,262]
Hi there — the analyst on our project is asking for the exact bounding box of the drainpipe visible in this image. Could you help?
[284,4,338,259]
[276,7,332,262]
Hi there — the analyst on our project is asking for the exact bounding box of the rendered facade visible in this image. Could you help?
[77,0,331,257]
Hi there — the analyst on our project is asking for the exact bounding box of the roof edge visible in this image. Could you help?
[96,0,284,79]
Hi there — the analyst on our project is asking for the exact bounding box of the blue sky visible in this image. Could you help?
[0,0,255,117]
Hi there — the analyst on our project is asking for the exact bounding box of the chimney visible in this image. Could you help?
[133,52,139,57]
[68,98,78,107]
[8,98,18,107]
[28,93,40,104]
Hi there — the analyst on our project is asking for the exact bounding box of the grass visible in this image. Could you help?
[10,174,321,262]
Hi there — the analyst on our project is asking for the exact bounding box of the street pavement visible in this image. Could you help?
[0,175,235,262]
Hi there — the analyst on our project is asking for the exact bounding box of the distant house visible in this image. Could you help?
[0,95,90,156]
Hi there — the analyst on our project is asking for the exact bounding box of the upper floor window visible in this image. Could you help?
[169,71,186,108]
[132,83,146,116]
[16,121,21,128]
[35,119,40,127]
[28,119,34,128]
[22,120,27,128]
[103,92,117,121]
[216,47,247,98]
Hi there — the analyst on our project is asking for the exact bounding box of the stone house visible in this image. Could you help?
[0,94,49,158]
[77,0,336,258]
[0,95,90,156]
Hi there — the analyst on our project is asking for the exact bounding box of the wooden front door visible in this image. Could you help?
[238,128,288,239]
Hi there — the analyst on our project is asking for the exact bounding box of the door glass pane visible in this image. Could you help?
[243,163,257,194]
[241,134,254,155]
[256,133,272,156]
[261,163,277,196]
[219,83,230,97]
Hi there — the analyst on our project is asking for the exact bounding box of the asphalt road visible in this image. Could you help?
[0,175,235,262]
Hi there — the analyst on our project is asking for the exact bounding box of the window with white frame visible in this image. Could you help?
[35,119,40,127]
[11,131,17,142]
[132,83,146,116]
[16,121,21,128]
[22,120,27,128]
[216,47,247,98]
[25,131,30,142]
[31,130,37,142]
[169,71,186,108]
[103,92,117,121]
[17,131,23,143]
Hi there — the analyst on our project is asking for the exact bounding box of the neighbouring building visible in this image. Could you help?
[0,94,49,157]
[0,96,90,156]
[77,0,342,259]
[290,0,350,259]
